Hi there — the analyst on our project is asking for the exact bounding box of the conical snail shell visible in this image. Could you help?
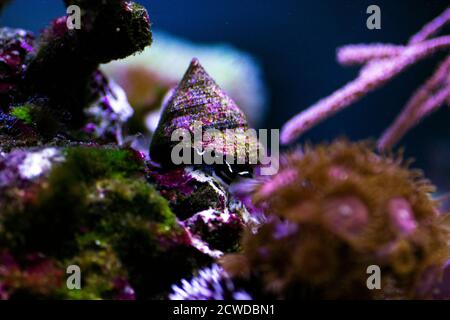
[150,58,260,167]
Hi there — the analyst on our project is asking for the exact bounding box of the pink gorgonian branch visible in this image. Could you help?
[337,44,404,66]
[378,55,450,150]
[409,7,450,44]
[281,7,450,147]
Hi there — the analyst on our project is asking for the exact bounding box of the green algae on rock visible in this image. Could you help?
[0,0,152,150]
[0,0,259,301]
[25,0,152,121]
[0,146,211,299]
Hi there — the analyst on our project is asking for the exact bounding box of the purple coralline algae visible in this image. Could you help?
[0,28,34,110]
[0,251,63,299]
[84,71,134,145]
[0,0,152,149]
[147,163,252,257]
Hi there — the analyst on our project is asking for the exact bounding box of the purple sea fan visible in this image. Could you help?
[281,7,450,149]
[169,264,252,300]
[224,141,450,299]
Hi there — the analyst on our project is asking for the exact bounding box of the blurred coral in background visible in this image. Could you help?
[222,141,450,299]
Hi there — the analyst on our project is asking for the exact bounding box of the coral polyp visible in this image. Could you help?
[169,264,252,300]
[225,141,450,299]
